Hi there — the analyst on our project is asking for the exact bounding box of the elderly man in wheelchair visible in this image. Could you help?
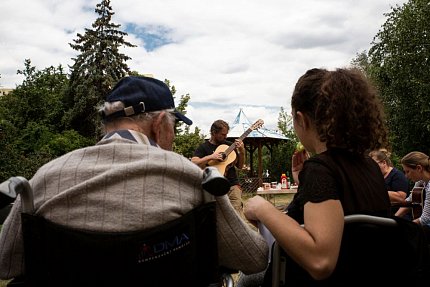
[0,76,269,287]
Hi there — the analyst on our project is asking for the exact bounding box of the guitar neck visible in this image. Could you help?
[223,127,254,156]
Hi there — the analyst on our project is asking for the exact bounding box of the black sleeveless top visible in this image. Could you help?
[286,148,391,224]
[263,148,391,286]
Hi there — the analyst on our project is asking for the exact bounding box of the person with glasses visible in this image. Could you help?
[369,149,410,216]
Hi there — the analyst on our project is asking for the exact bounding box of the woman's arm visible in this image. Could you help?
[245,196,344,280]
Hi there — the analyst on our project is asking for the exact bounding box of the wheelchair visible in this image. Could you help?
[269,214,430,287]
[0,167,235,287]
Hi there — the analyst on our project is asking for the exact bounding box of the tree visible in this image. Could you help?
[163,79,193,136]
[269,107,297,182]
[368,0,430,156]
[64,0,136,139]
[167,81,205,158]
[0,60,92,181]
[173,126,204,159]
[351,51,374,77]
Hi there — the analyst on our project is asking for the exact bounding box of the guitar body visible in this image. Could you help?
[208,144,237,175]
[411,186,424,219]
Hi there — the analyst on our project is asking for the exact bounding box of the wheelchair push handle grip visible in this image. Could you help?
[0,176,34,213]
[202,167,230,197]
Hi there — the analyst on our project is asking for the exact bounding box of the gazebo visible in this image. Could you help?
[226,109,289,191]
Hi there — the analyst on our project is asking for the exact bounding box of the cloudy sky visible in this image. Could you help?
[0,0,406,135]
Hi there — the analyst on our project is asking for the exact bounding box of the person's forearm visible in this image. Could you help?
[395,206,409,217]
[191,156,211,169]
[388,191,407,203]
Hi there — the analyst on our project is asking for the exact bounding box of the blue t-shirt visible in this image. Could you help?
[385,167,410,196]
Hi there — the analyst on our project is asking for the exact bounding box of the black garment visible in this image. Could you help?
[385,167,411,217]
[385,167,410,194]
[263,216,430,287]
[262,149,395,286]
[286,148,391,224]
[193,140,240,186]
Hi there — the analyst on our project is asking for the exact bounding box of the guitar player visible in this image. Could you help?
[395,151,430,243]
[192,119,246,217]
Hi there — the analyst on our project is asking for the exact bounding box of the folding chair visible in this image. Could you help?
[3,167,235,287]
[269,214,430,287]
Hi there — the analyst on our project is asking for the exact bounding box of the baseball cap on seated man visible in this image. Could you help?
[101,76,192,125]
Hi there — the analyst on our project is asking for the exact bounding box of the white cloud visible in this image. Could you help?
[0,0,406,134]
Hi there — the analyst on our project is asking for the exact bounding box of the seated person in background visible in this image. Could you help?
[0,76,268,280]
[238,68,390,286]
[369,149,410,216]
[395,151,430,242]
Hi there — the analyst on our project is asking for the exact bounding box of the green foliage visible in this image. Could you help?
[1,60,68,132]
[64,0,136,139]
[277,107,297,141]
[164,79,192,136]
[0,60,94,181]
[173,126,204,159]
[260,107,297,182]
[368,0,430,157]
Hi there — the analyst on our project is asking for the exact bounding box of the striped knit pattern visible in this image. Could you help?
[0,131,268,279]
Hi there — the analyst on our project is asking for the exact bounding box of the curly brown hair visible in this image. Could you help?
[291,68,388,155]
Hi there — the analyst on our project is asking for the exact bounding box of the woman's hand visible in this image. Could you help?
[244,195,272,222]
[291,150,309,184]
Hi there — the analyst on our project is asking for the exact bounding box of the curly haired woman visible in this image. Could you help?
[238,68,391,286]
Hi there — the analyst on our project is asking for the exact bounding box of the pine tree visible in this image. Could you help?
[64,0,136,138]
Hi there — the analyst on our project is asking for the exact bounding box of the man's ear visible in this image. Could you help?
[150,112,165,142]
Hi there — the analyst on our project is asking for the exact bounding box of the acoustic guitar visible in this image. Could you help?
[208,119,264,175]
[411,186,424,219]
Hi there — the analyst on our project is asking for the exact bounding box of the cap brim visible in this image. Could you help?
[174,111,193,125]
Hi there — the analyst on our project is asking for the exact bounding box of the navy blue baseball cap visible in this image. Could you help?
[102,76,192,125]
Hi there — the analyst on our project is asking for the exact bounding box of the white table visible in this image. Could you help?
[256,188,297,205]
